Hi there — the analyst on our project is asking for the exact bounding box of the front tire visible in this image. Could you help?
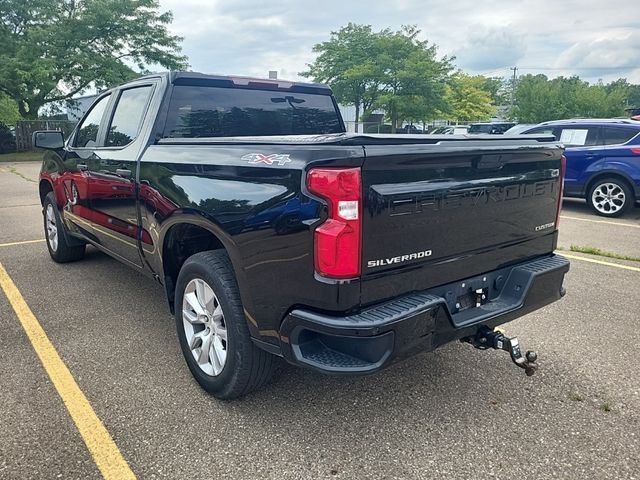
[43,192,86,263]
[175,250,279,399]
[587,177,633,217]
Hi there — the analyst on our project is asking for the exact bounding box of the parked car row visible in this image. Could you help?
[467,122,516,134]
[430,125,470,135]
[390,122,515,135]
[515,119,640,218]
[398,122,516,135]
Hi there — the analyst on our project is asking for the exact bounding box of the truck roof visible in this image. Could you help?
[131,71,332,95]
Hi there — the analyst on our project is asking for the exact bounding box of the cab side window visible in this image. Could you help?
[601,127,639,146]
[74,94,111,148]
[105,86,153,147]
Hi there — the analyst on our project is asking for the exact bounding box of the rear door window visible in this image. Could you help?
[601,127,639,145]
[163,86,343,138]
[106,86,154,147]
[558,127,599,146]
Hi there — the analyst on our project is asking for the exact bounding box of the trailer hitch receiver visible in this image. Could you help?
[462,326,538,376]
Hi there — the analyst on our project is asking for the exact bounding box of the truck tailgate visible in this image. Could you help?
[360,140,564,305]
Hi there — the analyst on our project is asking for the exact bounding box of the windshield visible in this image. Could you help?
[504,124,536,135]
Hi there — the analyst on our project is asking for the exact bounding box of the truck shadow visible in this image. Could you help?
[237,345,533,423]
[73,246,557,418]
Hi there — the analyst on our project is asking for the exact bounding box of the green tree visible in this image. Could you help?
[375,26,453,130]
[512,75,632,122]
[605,78,640,111]
[0,93,21,124]
[302,23,383,131]
[627,85,640,109]
[304,24,453,131]
[574,81,626,118]
[0,0,188,118]
[511,75,579,122]
[445,74,495,122]
[479,76,508,106]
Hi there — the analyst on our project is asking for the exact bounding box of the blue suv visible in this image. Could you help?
[521,119,640,217]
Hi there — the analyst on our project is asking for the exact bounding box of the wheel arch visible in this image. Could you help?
[39,179,54,205]
[159,219,244,314]
[585,171,636,198]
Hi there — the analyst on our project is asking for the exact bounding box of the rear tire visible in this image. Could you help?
[43,192,86,263]
[175,250,279,399]
[587,177,633,218]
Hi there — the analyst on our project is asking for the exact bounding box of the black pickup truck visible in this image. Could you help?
[35,72,569,399]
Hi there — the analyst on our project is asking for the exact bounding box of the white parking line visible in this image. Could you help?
[0,239,46,248]
[560,253,640,272]
[560,215,640,229]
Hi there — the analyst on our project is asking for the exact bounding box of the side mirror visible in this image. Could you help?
[33,130,64,150]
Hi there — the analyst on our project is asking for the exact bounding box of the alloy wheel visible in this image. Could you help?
[182,278,228,376]
[45,204,59,252]
[592,182,626,215]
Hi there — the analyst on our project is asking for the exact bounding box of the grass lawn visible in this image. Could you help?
[570,244,640,262]
[0,151,44,162]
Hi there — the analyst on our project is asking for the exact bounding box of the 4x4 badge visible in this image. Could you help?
[242,153,291,166]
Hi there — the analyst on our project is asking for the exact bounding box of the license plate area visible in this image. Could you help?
[455,287,489,312]
[456,290,476,312]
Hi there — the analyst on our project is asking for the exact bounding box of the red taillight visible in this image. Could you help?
[307,167,362,279]
[630,148,640,155]
[555,154,566,228]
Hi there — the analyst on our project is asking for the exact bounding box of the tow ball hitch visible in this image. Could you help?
[462,327,538,376]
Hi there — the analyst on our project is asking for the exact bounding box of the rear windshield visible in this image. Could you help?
[469,123,514,134]
[468,124,493,134]
[163,86,343,138]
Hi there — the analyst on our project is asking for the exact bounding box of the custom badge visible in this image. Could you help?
[241,153,292,166]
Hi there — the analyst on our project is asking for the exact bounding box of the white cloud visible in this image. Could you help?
[556,30,640,73]
[158,0,640,83]
[453,26,527,71]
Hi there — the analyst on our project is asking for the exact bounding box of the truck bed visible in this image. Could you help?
[158,132,556,146]
[158,132,563,308]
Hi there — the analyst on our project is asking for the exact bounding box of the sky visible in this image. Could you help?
[158,0,640,84]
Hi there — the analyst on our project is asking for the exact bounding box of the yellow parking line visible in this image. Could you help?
[0,263,136,480]
[560,215,640,229]
[0,239,46,248]
[560,253,640,272]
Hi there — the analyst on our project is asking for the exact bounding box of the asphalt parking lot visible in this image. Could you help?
[1,161,639,480]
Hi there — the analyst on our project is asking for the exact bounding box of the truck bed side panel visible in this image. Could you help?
[137,144,364,339]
